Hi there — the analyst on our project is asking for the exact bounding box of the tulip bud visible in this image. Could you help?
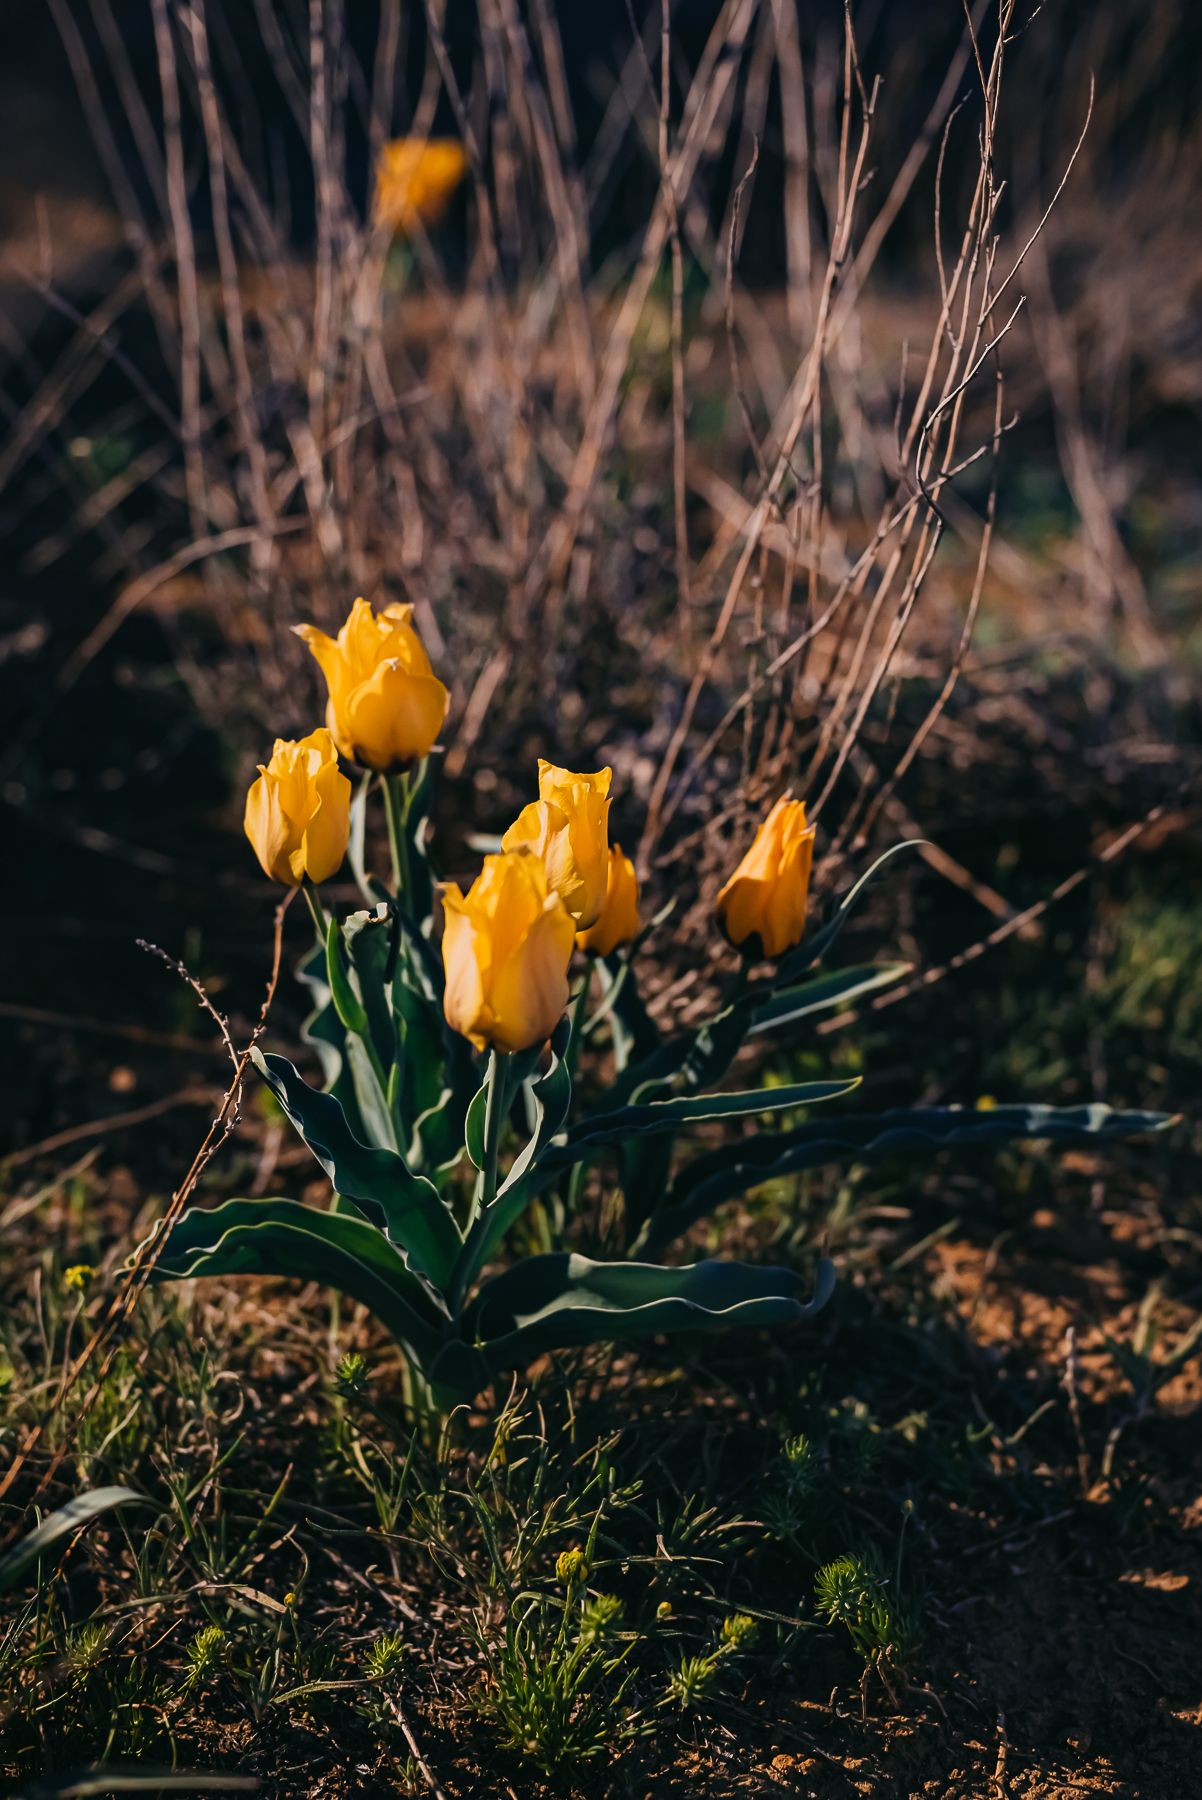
[244,727,351,887]
[501,761,612,928]
[294,597,449,772]
[715,796,817,959]
[441,850,575,1054]
[576,844,640,957]
[374,138,468,236]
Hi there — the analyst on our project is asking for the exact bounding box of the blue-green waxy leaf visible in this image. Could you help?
[451,1020,573,1293]
[747,963,911,1034]
[579,1065,852,1252]
[12,1764,259,1792]
[586,955,659,1072]
[605,843,921,1112]
[0,1488,149,1596]
[325,917,370,1039]
[151,1197,446,1361]
[563,1076,860,1151]
[638,1102,1177,1253]
[464,1080,490,1171]
[500,1017,573,1196]
[343,1034,399,1154]
[342,907,401,1062]
[453,1252,836,1379]
[347,770,374,902]
[251,1050,461,1286]
[777,840,926,983]
[296,940,356,1114]
[11,1769,259,1796]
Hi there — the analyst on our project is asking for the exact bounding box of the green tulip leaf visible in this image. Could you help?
[459,1251,836,1376]
[347,771,375,904]
[0,1488,149,1597]
[251,1051,461,1286]
[343,906,402,1063]
[451,1020,574,1292]
[499,1016,573,1197]
[464,1079,490,1171]
[12,1770,259,1797]
[747,962,912,1035]
[150,1197,446,1358]
[639,1102,1176,1253]
[564,1075,860,1152]
[296,940,354,1107]
[587,955,659,1072]
[325,916,371,1040]
[776,840,926,983]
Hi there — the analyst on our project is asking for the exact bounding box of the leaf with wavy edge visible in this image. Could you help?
[439,1252,835,1389]
[562,1076,861,1151]
[250,1051,461,1286]
[451,1019,574,1295]
[605,844,924,1111]
[638,1102,1176,1253]
[150,1197,446,1359]
[747,962,912,1035]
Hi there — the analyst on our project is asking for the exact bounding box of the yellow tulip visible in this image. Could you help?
[715,796,817,959]
[244,727,351,886]
[501,761,612,928]
[374,138,468,236]
[441,850,576,1054]
[576,844,640,956]
[294,597,449,772]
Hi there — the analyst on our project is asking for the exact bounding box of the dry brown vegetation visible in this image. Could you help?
[1,1,1201,1795]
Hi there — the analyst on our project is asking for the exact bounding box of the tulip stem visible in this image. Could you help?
[382,772,413,902]
[301,877,327,942]
[721,962,750,1013]
[565,956,594,1084]
[474,1048,509,1228]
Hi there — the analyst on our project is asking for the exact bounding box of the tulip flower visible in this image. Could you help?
[501,761,612,929]
[715,796,817,959]
[244,727,351,887]
[441,850,576,1054]
[375,138,468,236]
[294,597,449,772]
[576,844,640,957]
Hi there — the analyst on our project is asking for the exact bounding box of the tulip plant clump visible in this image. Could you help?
[149,599,1171,1407]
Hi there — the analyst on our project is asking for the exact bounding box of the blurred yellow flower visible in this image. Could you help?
[375,137,468,235]
[715,796,816,959]
[244,726,350,887]
[576,844,639,956]
[441,850,575,1054]
[555,1547,589,1585]
[294,597,448,772]
[502,761,612,928]
[63,1264,95,1291]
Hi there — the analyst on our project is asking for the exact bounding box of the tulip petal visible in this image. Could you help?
[716,797,815,958]
[440,852,575,1054]
[296,600,448,771]
[245,767,293,884]
[488,896,575,1055]
[442,894,490,1052]
[577,844,640,956]
[302,755,352,884]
